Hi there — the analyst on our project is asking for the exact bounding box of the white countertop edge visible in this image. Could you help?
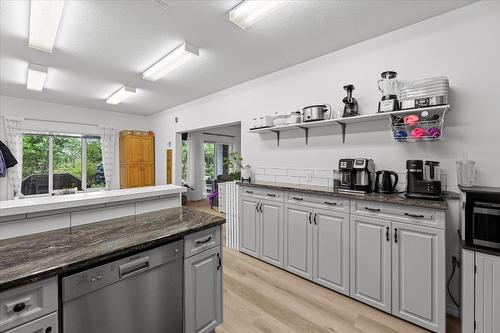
[0,185,187,217]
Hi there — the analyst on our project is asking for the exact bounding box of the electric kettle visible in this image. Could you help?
[375,170,399,194]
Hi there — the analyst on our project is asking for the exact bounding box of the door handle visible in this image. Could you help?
[246,190,254,194]
[308,212,312,224]
[267,193,277,197]
[314,213,317,225]
[119,256,150,278]
[386,226,390,242]
[195,236,212,245]
[292,196,304,201]
[324,201,338,206]
[404,212,425,219]
[217,253,221,270]
[259,203,263,213]
[364,207,381,212]
[394,228,398,244]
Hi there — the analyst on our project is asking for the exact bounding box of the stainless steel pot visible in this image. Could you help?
[302,104,331,122]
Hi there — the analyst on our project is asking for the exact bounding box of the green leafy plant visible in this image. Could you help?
[223,151,250,181]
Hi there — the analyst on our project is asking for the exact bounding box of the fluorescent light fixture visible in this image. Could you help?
[29,0,66,52]
[142,42,199,81]
[106,86,136,105]
[27,63,48,91]
[229,0,288,29]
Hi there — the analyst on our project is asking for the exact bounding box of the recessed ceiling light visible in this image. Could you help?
[229,0,289,29]
[106,86,136,105]
[27,64,48,91]
[29,0,66,52]
[142,42,199,81]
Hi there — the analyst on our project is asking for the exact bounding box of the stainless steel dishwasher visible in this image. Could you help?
[62,240,183,333]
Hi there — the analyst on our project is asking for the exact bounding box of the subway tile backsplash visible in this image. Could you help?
[253,167,334,186]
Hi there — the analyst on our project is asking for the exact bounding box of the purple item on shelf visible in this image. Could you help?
[427,127,441,138]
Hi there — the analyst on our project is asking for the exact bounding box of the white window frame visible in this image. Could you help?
[21,132,105,197]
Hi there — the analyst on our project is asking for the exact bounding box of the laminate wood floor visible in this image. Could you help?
[216,248,461,333]
[185,201,461,333]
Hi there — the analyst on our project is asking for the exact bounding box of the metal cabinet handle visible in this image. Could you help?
[13,302,26,313]
[404,212,425,219]
[308,212,312,224]
[45,327,52,333]
[324,201,338,206]
[386,226,390,242]
[292,196,304,201]
[267,193,277,197]
[119,256,150,278]
[364,207,381,212]
[195,236,212,245]
[217,253,221,270]
[246,190,254,194]
[394,228,398,244]
[314,213,317,225]
[259,203,263,213]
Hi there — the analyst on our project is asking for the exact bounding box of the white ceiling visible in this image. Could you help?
[0,0,475,116]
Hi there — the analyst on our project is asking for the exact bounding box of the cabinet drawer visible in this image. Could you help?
[240,186,283,202]
[285,192,349,213]
[184,226,221,258]
[0,278,58,332]
[350,200,445,229]
[4,312,58,333]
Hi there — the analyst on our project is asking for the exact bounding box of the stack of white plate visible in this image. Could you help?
[399,76,449,100]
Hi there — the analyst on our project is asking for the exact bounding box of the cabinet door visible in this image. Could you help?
[239,198,260,258]
[141,136,154,164]
[391,222,445,332]
[141,164,155,187]
[184,246,222,333]
[120,135,141,163]
[260,200,283,268]
[313,208,349,295]
[284,205,313,280]
[350,215,391,312]
[126,165,141,188]
[475,252,500,333]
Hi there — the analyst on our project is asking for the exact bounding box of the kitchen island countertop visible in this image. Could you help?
[0,207,224,291]
[238,181,458,210]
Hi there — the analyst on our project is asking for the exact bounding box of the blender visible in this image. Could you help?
[377,71,400,112]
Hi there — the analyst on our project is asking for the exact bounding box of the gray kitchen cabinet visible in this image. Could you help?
[312,208,349,295]
[260,200,284,267]
[391,222,445,333]
[239,197,260,257]
[284,204,313,280]
[350,215,392,313]
[184,246,222,333]
[475,252,500,333]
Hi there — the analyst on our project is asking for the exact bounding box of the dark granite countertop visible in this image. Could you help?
[237,181,458,210]
[0,207,225,291]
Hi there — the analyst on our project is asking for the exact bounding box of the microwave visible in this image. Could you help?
[472,201,500,249]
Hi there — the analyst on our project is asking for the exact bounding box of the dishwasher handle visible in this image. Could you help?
[119,256,150,279]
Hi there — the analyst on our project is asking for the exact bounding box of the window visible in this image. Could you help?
[21,134,105,196]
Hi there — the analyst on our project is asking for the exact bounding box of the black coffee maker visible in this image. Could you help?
[405,160,442,200]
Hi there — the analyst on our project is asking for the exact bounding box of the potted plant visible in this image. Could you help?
[223,151,251,181]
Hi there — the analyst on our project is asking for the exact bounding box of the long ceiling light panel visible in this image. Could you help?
[229,0,289,29]
[29,0,66,52]
[106,86,136,105]
[142,42,199,81]
[27,64,48,91]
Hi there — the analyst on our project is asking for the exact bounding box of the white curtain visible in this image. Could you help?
[98,125,117,190]
[2,116,24,198]
[187,132,205,201]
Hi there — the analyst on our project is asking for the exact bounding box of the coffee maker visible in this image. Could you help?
[405,160,442,200]
[339,158,375,194]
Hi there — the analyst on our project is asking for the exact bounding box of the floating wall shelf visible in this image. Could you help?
[249,105,450,146]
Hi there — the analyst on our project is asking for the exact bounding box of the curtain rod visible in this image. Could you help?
[203,132,235,138]
[24,117,99,127]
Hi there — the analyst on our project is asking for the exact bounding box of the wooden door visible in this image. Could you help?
[123,165,141,188]
[284,204,313,280]
[312,208,349,295]
[166,149,173,184]
[141,164,155,187]
[259,200,283,268]
[120,135,141,164]
[391,222,445,332]
[184,247,222,333]
[350,215,391,313]
[141,136,154,164]
[475,252,500,333]
[239,197,260,258]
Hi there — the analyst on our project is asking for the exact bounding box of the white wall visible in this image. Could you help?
[0,95,150,200]
[149,1,500,315]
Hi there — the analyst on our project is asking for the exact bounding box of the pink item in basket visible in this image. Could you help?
[427,127,441,138]
[411,127,426,139]
[404,114,420,125]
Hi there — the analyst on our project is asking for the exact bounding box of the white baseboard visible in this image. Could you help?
[447,304,461,318]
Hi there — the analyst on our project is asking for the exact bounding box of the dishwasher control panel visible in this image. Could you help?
[62,240,183,302]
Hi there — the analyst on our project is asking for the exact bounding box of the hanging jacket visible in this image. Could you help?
[0,140,18,168]
[0,150,6,177]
